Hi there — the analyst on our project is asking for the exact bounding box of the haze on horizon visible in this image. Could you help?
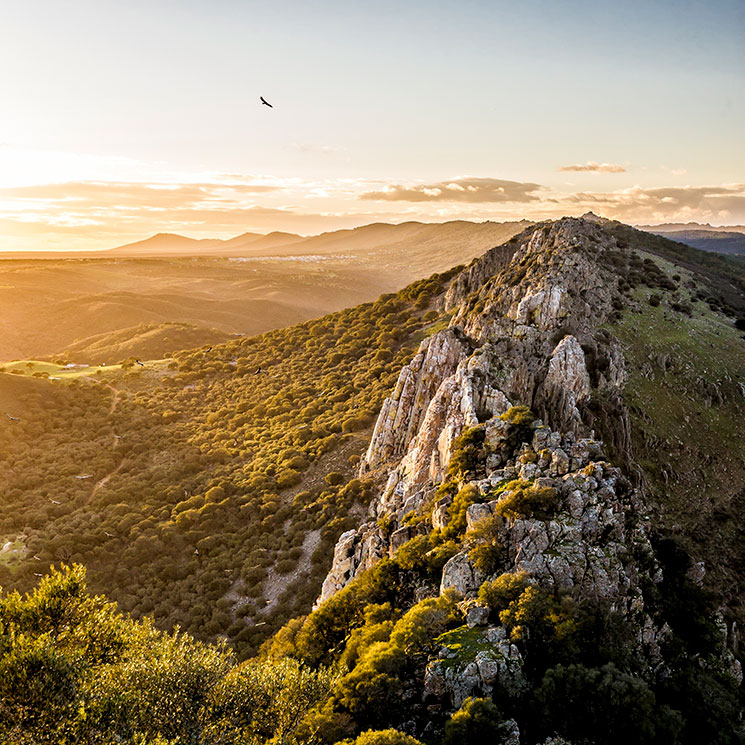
[1,0,743,252]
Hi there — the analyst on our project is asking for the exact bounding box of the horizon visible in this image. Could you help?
[1,0,743,252]
[1,213,744,256]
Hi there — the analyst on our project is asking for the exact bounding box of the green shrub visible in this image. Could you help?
[493,480,558,520]
[467,514,504,574]
[325,472,345,486]
[446,427,486,481]
[443,697,504,745]
[477,571,529,614]
[443,484,481,539]
[353,729,424,745]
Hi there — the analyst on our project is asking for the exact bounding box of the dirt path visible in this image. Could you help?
[105,383,121,415]
[89,458,127,503]
[82,381,124,503]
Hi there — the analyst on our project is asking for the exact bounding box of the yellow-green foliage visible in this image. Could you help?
[442,484,481,539]
[328,593,458,729]
[350,729,424,745]
[0,565,335,745]
[498,405,536,448]
[339,613,395,671]
[394,535,458,578]
[443,697,504,745]
[290,560,400,667]
[0,271,452,657]
[445,426,486,482]
[499,585,578,644]
[493,480,558,520]
[477,571,530,613]
[499,405,534,427]
[466,515,504,574]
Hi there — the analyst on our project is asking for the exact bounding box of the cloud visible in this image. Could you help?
[0,180,278,206]
[559,162,626,173]
[558,183,745,222]
[360,177,543,203]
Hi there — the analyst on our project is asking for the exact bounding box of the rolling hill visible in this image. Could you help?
[0,220,529,363]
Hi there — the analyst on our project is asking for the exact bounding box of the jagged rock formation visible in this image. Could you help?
[316,216,742,740]
[319,218,635,605]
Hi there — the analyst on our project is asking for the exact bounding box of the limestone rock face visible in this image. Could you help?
[541,335,591,428]
[319,218,639,606]
[440,552,485,596]
[362,328,469,472]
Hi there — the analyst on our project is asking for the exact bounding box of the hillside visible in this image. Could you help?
[102,220,533,259]
[2,217,744,744]
[61,321,234,365]
[107,233,225,255]
[0,220,529,363]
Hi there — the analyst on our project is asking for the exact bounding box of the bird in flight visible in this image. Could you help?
[5,412,20,421]
[260,96,273,108]
[135,359,144,367]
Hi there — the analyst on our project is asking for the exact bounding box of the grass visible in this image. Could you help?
[0,537,26,567]
[0,358,174,381]
[434,625,491,668]
[610,252,745,621]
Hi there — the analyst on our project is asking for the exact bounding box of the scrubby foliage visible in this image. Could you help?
[0,269,457,658]
[0,565,335,744]
[493,480,558,521]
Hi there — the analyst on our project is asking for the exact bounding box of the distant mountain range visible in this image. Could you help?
[4,218,744,260]
[105,220,536,261]
[101,219,745,259]
[638,222,745,255]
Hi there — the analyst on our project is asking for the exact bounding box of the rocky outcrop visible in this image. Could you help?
[320,218,636,606]
[362,328,469,472]
[424,625,528,708]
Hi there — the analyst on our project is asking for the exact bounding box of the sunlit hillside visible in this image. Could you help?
[0,266,460,658]
[0,220,528,362]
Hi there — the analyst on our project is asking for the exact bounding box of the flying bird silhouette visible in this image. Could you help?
[260,96,273,108]
[135,359,144,367]
[5,412,20,421]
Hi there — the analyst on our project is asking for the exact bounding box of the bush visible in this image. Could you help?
[477,571,529,614]
[353,729,424,745]
[467,515,504,574]
[443,484,481,539]
[446,426,486,481]
[443,697,504,745]
[533,663,677,745]
[493,480,558,520]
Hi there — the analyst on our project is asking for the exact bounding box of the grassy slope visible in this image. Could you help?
[610,243,745,623]
[61,321,234,365]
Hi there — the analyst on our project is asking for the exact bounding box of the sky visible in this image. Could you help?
[0,0,743,251]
